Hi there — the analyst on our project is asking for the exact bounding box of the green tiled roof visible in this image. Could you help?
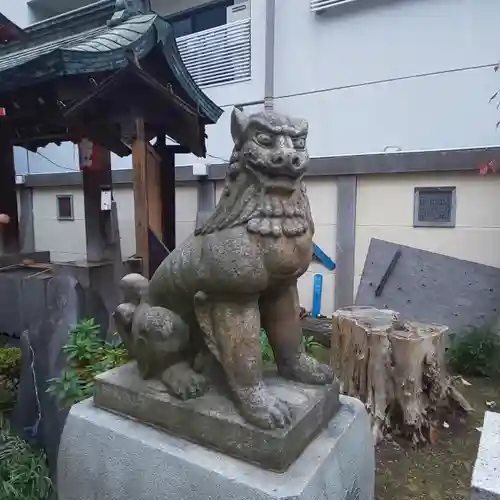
[0,4,222,124]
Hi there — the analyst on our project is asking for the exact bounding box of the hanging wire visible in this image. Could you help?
[35,151,79,172]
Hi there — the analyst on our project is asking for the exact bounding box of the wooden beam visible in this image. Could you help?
[19,185,35,254]
[146,145,163,242]
[156,141,176,253]
[132,117,150,277]
[0,139,20,255]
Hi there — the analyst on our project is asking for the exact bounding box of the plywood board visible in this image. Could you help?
[356,238,500,333]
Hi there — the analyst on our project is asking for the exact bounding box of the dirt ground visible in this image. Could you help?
[375,376,499,500]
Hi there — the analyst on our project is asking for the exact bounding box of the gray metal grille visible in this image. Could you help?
[414,187,456,227]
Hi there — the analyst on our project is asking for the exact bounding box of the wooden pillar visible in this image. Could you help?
[131,118,150,277]
[19,185,35,254]
[0,139,20,255]
[157,143,176,253]
[79,141,114,262]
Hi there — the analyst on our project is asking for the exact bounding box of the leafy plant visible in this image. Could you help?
[47,318,129,407]
[260,329,274,364]
[303,335,322,354]
[0,347,22,412]
[0,348,21,381]
[62,318,103,363]
[0,415,51,500]
[260,330,324,365]
[447,325,500,378]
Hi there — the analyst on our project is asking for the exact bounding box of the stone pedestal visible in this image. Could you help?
[58,396,374,500]
[471,411,500,500]
[93,362,340,472]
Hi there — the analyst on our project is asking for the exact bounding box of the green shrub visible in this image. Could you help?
[0,348,21,381]
[47,318,129,407]
[447,325,500,378]
[0,347,22,412]
[260,330,323,365]
[0,415,52,500]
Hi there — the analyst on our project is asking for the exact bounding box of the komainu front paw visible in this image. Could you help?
[279,353,334,385]
[161,362,208,401]
[235,385,293,429]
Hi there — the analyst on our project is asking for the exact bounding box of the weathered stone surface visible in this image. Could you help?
[471,411,500,500]
[114,108,334,433]
[59,396,374,500]
[94,361,340,472]
[12,275,81,481]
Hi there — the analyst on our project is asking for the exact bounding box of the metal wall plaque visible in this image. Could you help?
[413,187,456,227]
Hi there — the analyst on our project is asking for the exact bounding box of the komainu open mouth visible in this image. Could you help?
[247,164,302,193]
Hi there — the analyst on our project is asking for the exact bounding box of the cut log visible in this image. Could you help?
[331,306,473,444]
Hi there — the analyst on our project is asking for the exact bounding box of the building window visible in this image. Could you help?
[56,195,74,221]
[413,187,456,228]
[170,0,235,37]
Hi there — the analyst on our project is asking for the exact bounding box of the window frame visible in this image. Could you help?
[56,194,74,221]
[413,186,456,228]
[168,0,235,37]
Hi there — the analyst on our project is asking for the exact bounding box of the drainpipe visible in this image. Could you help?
[264,0,276,111]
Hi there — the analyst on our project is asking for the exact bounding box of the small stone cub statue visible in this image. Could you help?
[114,107,334,429]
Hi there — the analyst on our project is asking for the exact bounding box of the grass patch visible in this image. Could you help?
[0,415,52,500]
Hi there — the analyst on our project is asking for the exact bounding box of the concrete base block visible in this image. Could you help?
[471,411,500,500]
[58,396,374,500]
[94,362,340,472]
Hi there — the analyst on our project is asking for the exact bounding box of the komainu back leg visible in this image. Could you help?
[194,291,292,429]
[260,283,334,385]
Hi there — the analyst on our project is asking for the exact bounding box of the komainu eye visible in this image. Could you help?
[293,137,306,150]
[255,133,273,147]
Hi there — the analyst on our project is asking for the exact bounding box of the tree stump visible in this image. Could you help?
[331,306,473,444]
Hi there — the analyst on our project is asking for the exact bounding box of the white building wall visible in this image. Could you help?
[273,0,500,157]
[0,0,36,28]
[299,178,337,315]
[113,186,136,260]
[174,0,267,167]
[32,186,87,262]
[175,185,199,245]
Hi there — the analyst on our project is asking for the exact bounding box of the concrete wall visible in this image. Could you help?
[29,178,339,313]
[27,168,500,315]
[354,171,500,298]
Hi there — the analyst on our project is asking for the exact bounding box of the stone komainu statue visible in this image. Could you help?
[115,108,334,429]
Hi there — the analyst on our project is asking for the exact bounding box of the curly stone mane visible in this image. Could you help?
[195,169,313,237]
